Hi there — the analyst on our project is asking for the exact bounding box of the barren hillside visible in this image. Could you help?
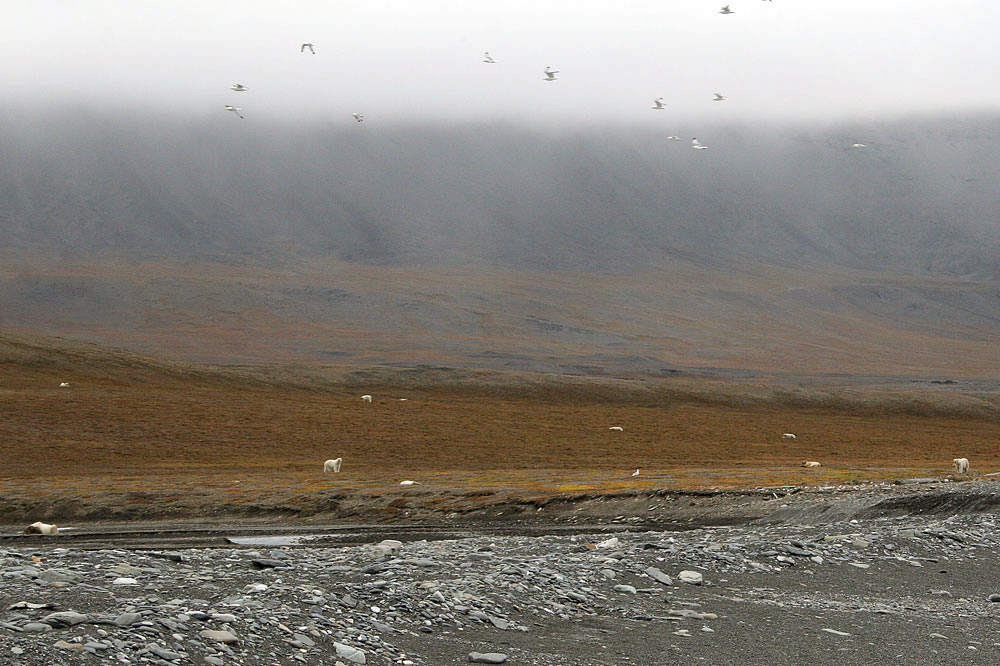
[1,111,999,375]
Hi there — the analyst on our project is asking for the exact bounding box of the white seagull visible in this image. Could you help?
[483,51,496,63]
[851,142,867,148]
[301,42,315,54]
[543,66,559,81]
[713,93,726,101]
[224,105,244,119]
[720,5,734,14]
[692,137,708,150]
[666,135,681,141]
[632,469,640,477]
[230,84,248,92]
[353,113,365,123]
[652,97,666,110]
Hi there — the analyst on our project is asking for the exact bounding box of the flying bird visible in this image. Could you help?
[652,97,666,110]
[851,143,867,148]
[692,137,708,150]
[543,66,559,81]
[666,135,681,141]
[720,5,734,14]
[224,105,244,119]
[713,93,726,101]
[301,42,315,54]
[353,113,365,123]
[632,469,640,477]
[230,84,248,92]
[483,51,496,63]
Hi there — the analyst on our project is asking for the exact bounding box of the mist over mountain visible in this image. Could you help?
[2,110,999,377]
[2,110,998,276]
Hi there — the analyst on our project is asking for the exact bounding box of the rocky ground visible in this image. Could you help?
[4,481,1000,665]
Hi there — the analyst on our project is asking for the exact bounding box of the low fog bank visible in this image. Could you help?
[2,110,999,277]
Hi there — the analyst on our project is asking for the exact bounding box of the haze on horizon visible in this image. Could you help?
[4,0,998,125]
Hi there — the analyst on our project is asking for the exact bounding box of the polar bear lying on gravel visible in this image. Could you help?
[23,521,59,535]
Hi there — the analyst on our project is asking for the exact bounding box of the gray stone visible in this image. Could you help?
[645,566,673,586]
[678,571,704,585]
[334,642,367,664]
[22,622,52,633]
[250,559,288,569]
[784,545,814,557]
[488,616,510,630]
[42,611,89,627]
[199,629,238,644]
[147,644,184,660]
[36,569,83,584]
[114,613,143,627]
[469,653,509,664]
[613,584,638,594]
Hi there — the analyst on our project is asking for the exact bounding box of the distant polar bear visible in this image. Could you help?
[782,433,796,440]
[24,521,59,535]
[361,394,372,403]
[608,426,624,432]
[953,457,970,474]
[801,461,821,468]
[324,458,343,473]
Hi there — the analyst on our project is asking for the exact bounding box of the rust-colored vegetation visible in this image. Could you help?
[1,329,998,521]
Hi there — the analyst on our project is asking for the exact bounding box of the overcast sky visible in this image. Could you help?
[4,0,998,126]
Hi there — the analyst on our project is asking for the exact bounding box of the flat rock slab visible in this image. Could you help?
[250,559,289,569]
[645,566,673,585]
[469,653,509,664]
[41,611,89,628]
[199,629,238,644]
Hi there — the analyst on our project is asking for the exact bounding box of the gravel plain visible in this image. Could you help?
[4,480,1000,665]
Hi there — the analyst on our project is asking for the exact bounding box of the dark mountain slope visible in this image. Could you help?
[2,111,998,276]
